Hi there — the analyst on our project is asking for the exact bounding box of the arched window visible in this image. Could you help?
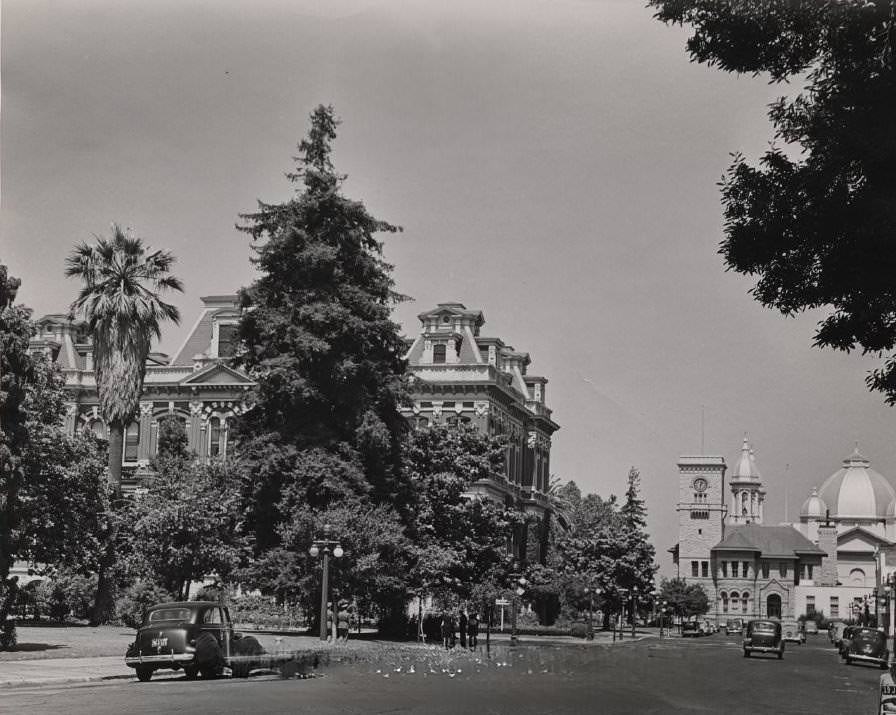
[849,568,866,586]
[720,592,728,613]
[208,417,226,458]
[415,417,430,430]
[124,421,140,462]
[432,344,447,364]
[731,593,740,613]
[742,592,750,614]
[87,419,105,439]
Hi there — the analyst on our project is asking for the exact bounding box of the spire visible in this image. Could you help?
[732,435,756,480]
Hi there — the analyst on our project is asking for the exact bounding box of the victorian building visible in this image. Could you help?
[402,302,560,562]
[29,295,255,491]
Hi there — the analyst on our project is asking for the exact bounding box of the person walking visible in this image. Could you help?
[337,600,350,642]
[459,610,468,648]
[467,612,479,649]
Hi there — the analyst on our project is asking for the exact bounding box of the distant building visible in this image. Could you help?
[30,295,255,491]
[402,302,560,562]
[671,439,896,623]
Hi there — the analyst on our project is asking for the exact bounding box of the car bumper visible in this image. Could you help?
[744,645,781,653]
[125,653,195,667]
[847,652,887,665]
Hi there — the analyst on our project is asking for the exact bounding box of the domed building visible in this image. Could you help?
[791,447,896,618]
[672,439,895,624]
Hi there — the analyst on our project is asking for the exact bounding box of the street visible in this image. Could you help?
[0,632,884,714]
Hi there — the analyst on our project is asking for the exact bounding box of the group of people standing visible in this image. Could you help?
[439,610,479,650]
[325,599,354,642]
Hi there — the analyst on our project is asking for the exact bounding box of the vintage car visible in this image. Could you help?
[781,620,806,645]
[724,618,744,636]
[743,619,784,659]
[844,627,889,669]
[125,601,266,682]
[698,620,714,636]
[804,620,819,635]
[682,621,702,637]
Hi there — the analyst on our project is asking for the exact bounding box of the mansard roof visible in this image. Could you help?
[712,524,824,559]
[170,295,239,366]
[417,302,485,328]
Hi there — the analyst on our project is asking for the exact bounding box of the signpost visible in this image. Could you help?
[495,598,510,632]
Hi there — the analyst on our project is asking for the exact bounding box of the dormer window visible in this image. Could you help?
[433,344,447,364]
[212,319,239,358]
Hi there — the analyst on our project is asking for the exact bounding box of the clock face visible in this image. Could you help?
[693,478,708,493]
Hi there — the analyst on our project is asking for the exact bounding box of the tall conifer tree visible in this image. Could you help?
[234,105,410,550]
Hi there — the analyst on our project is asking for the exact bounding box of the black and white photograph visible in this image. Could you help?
[3,1,896,713]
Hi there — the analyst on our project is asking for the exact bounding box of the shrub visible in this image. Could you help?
[569,622,590,639]
[116,582,174,629]
[35,573,97,622]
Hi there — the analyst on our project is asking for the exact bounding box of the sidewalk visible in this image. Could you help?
[0,656,130,689]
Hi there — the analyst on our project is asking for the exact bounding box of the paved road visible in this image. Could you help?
[1,633,885,714]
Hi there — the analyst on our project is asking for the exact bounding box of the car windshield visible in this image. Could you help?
[853,628,883,641]
[147,608,192,623]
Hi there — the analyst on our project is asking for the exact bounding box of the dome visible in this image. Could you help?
[800,487,827,518]
[817,447,895,519]
[731,436,760,481]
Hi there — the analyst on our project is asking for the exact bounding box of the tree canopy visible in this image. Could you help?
[650,1,896,401]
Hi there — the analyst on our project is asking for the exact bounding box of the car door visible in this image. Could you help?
[199,606,226,650]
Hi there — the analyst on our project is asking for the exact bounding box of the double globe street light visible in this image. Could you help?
[309,524,343,641]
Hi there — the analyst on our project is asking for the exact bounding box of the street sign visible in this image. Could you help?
[495,598,510,606]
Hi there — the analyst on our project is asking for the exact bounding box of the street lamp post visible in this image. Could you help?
[660,601,668,639]
[509,570,529,645]
[309,524,343,642]
[616,588,628,641]
[584,586,601,639]
[631,588,639,638]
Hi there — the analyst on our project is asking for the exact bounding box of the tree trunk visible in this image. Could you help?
[89,557,115,626]
[107,421,124,497]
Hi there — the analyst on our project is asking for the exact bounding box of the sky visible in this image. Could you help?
[4,0,896,574]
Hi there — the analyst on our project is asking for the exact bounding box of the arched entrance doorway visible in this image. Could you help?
[767,593,782,619]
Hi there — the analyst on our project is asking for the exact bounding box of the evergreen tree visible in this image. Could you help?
[621,467,648,532]
[232,106,412,623]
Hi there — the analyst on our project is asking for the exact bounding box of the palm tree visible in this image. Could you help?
[66,224,183,495]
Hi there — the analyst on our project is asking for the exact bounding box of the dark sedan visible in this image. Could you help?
[743,619,783,659]
[844,627,888,669]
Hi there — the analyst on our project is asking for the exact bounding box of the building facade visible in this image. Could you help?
[402,302,560,562]
[30,295,255,490]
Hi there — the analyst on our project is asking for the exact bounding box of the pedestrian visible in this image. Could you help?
[467,612,479,649]
[337,600,350,642]
[440,613,451,650]
[459,610,468,648]
[326,602,334,643]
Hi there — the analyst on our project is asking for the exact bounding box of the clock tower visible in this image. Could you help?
[676,455,727,581]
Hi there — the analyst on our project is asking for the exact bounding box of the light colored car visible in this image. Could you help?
[804,620,819,635]
[781,620,805,645]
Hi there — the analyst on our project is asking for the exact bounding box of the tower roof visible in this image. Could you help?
[800,487,828,518]
[731,436,761,482]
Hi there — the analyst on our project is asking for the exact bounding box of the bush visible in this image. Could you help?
[569,622,591,639]
[0,620,16,651]
[36,573,97,622]
[116,582,174,629]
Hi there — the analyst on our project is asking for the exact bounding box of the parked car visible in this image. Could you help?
[125,601,267,682]
[699,620,714,636]
[724,618,744,636]
[844,627,888,669]
[682,621,701,638]
[781,620,806,645]
[804,620,819,635]
[743,619,784,659]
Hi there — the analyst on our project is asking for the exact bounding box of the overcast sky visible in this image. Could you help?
[4,0,894,573]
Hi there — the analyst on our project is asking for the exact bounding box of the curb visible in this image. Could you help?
[0,673,133,690]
